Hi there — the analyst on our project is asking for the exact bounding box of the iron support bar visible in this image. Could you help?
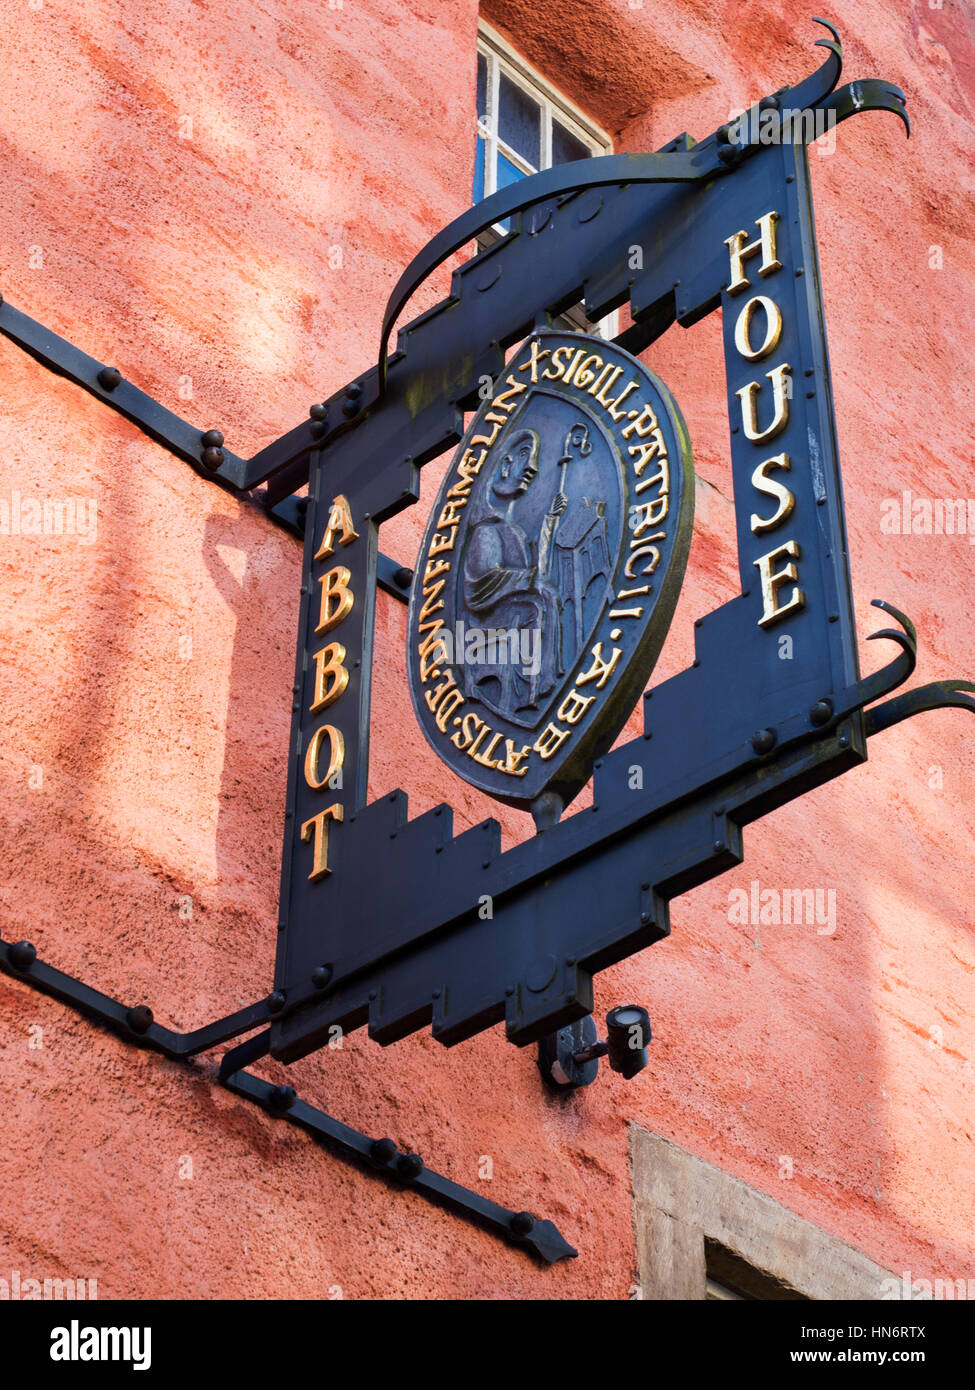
[220,1067,577,1263]
[0,934,274,1058]
[0,296,250,490]
[0,937,576,1263]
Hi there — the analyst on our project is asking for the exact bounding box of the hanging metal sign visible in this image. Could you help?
[2,20,972,1262]
[406,332,694,816]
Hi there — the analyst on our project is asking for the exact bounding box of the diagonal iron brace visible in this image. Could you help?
[0,935,576,1264]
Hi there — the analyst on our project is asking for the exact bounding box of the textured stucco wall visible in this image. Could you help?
[0,0,972,1299]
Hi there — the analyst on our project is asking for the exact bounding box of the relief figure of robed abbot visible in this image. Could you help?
[461,424,611,726]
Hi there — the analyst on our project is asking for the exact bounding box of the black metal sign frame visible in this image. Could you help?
[264,24,954,1068]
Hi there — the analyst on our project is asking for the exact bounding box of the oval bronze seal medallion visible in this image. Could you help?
[407,331,694,819]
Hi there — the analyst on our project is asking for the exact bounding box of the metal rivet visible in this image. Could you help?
[839,735,850,748]
[368,990,377,1001]
[309,404,327,421]
[714,841,724,852]
[511,1211,535,1236]
[312,965,332,990]
[266,992,286,1014]
[201,428,224,448]
[795,267,804,277]
[810,699,833,726]
[201,446,224,469]
[269,1085,296,1112]
[371,1137,396,1164]
[397,1153,424,1180]
[345,382,362,400]
[7,940,37,970]
[786,174,795,183]
[126,1004,154,1034]
[342,399,360,418]
[97,366,121,391]
[751,728,777,755]
[432,988,441,999]
[760,95,780,111]
[394,567,413,587]
[640,912,650,924]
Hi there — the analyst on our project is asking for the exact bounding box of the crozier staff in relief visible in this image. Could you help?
[538,422,611,667]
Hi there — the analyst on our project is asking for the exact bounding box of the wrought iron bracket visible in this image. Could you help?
[0,935,576,1264]
[220,1040,576,1263]
[864,680,975,739]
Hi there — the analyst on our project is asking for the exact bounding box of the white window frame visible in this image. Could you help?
[475,22,617,339]
[476,22,612,206]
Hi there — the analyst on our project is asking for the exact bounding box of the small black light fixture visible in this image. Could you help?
[604,1004,652,1079]
[538,1005,652,1091]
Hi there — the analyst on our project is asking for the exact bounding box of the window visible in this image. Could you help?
[474,23,614,337]
[630,1127,898,1301]
[704,1239,811,1301]
[475,25,608,212]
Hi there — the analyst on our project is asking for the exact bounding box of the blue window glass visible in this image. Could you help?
[497,152,524,189]
[473,135,485,204]
[552,121,590,166]
[495,152,524,232]
[498,71,540,167]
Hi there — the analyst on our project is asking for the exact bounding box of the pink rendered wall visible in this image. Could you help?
[0,0,972,1298]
